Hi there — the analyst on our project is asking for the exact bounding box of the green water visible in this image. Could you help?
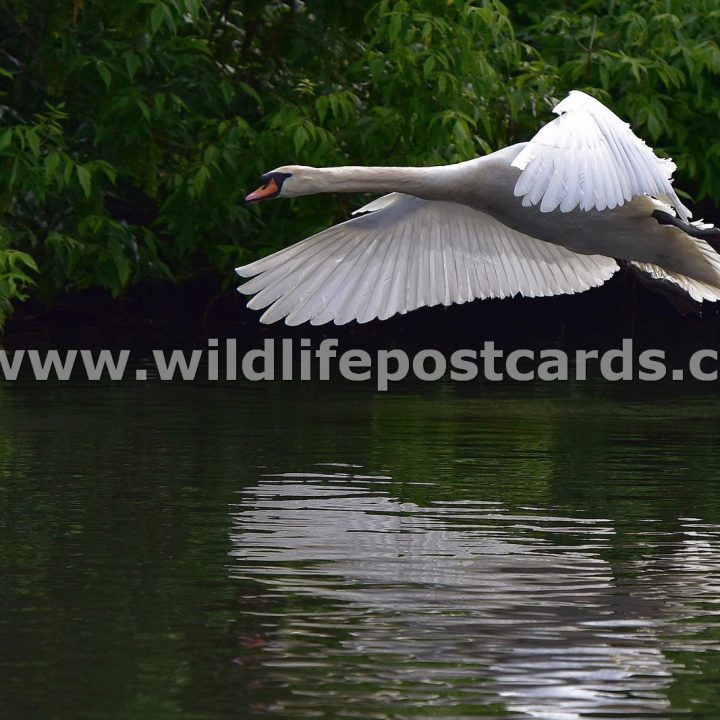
[1,377,720,719]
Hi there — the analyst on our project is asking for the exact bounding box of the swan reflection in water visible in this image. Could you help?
[229,469,720,719]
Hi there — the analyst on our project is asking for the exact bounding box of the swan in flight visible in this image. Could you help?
[237,91,720,325]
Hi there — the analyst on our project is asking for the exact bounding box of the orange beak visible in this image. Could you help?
[245,176,279,202]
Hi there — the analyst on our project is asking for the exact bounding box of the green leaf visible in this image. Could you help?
[238,82,262,108]
[136,99,151,121]
[26,128,40,158]
[423,56,436,78]
[220,80,233,107]
[64,158,74,184]
[111,247,131,289]
[94,161,117,184]
[315,96,328,123]
[0,128,12,151]
[389,11,402,40]
[191,165,210,196]
[76,165,92,198]
[151,3,166,34]
[293,124,310,155]
[96,62,112,90]
[8,157,18,188]
[453,118,471,144]
[12,251,38,273]
[44,152,61,182]
[79,215,104,234]
[123,51,141,81]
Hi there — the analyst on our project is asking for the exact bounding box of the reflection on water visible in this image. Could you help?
[2,379,720,719]
[230,471,720,719]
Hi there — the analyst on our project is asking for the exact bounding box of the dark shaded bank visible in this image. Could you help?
[7,201,720,360]
[5,268,720,359]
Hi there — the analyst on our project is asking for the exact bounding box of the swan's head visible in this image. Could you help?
[245,165,316,202]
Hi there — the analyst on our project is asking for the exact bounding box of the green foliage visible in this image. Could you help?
[0,241,37,327]
[1,0,719,329]
[510,0,720,197]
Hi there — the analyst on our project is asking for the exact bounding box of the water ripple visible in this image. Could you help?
[229,470,720,719]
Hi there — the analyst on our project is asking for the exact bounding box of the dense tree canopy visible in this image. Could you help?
[1,0,720,328]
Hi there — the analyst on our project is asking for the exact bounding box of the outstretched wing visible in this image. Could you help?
[236,194,618,325]
[511,90,690,220]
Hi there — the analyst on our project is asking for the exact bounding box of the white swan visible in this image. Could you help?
[237,91,720,325]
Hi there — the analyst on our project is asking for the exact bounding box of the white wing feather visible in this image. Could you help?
[236,194,619,325]
[511,91,690,220]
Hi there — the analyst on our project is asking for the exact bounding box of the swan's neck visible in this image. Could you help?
[296,164,468,202]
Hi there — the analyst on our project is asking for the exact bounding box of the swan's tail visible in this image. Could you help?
[630,235,720,309]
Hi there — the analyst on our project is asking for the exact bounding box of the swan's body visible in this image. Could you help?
[238,91,720,325]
